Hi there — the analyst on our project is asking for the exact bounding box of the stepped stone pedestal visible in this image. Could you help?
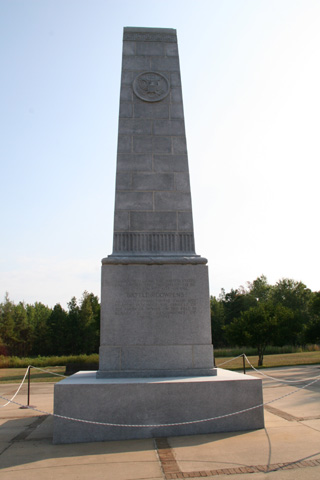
[53,370,263,443]
[53,27,264,444]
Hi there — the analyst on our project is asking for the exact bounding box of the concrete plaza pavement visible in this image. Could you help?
[0,364,319,480]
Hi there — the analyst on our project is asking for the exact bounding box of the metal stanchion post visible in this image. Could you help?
[20,366,36,409]
[27,366,31,406]
[242,354,246,374]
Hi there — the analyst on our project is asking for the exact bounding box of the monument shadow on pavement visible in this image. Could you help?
[53,27,264,444]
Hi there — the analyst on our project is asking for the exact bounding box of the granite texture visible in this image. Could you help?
[112,26,194,256]
[98,264,214,376]
[53,370,264,444]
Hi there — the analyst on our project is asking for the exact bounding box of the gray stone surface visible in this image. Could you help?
[153,154,189,172]
[119,85,133,102]
[132,135,153,153]
[170,103,184,118]
[132,173,174,190]
[172,135,187,153]
[114,211,129,231]
[171,87,183,103]
[154,191,192,210]
[115,191,153,210]
[98,264,213,376]
[119,118,152,135]
[112,232,195,255]
[133,102,169,118]
[151,56,180,71]
[133,93,170,105]
[178,212,194,231]
[116,172,132,190]
[175,173,190,191]
[99,345,213,372]
[102,255,208,265]
[152,136,172,153]
[119,102,133,118]
[136,42,164,56]
[117,153,152,171]
[111,27,195,256]
[130,211,177,231]
[170,71,181,86]
[121,70,133,84]
[117,135,132,153]
[122,41,135,55]
[53,370,264,443]
[153,119,185,136]
[122,56,150,70]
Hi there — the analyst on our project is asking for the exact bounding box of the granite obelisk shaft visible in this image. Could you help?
[97,27,215,378]
[113,27,195,256]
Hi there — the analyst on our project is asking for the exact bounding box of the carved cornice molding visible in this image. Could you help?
[112,232,195,255]
[123,32,177,43]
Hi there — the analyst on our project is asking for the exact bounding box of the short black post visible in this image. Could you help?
[19,366,34,409]
[242,354,246,374]
[27,366,31,406]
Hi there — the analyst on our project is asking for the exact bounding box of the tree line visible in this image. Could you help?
[211,276,320,365]
[0,292,100,357]
[1,276,319,364]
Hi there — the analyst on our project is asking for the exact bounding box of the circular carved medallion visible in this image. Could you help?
[133,72,170,102]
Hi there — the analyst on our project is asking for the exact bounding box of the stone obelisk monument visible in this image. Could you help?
[53,27,264,444]
[98,27,214,378]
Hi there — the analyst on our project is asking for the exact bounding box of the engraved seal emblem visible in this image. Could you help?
[133,72,170,102]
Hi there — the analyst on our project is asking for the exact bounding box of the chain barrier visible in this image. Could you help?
[29,365,67,378]
[244,355,320,384]
[0,365,66,409]
[0,366,30,408]
[217,353,320,384]
[0,360,319,428]
[215,353,245,367]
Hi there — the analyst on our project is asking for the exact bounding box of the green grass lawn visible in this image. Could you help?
[215,351,320,370]
[0,366,66,384]
[0,351,319,384]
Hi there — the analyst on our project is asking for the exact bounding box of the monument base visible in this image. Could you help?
[53,369,264,444]
[96,367,217,378]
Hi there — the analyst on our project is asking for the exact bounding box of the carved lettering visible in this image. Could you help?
[110,278,197,317]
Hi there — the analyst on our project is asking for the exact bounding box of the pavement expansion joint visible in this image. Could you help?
[155,437,320,479]
[264,405,301,421]
[264,405,320,422]
[10,415,49,442]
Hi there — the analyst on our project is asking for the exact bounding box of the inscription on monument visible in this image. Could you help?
[133,72,170,103]
[111,278,197,317]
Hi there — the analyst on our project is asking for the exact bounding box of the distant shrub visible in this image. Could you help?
[0,354,99,369]
[214,345,319,357]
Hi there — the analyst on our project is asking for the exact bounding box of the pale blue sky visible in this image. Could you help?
[1,0,319,306]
